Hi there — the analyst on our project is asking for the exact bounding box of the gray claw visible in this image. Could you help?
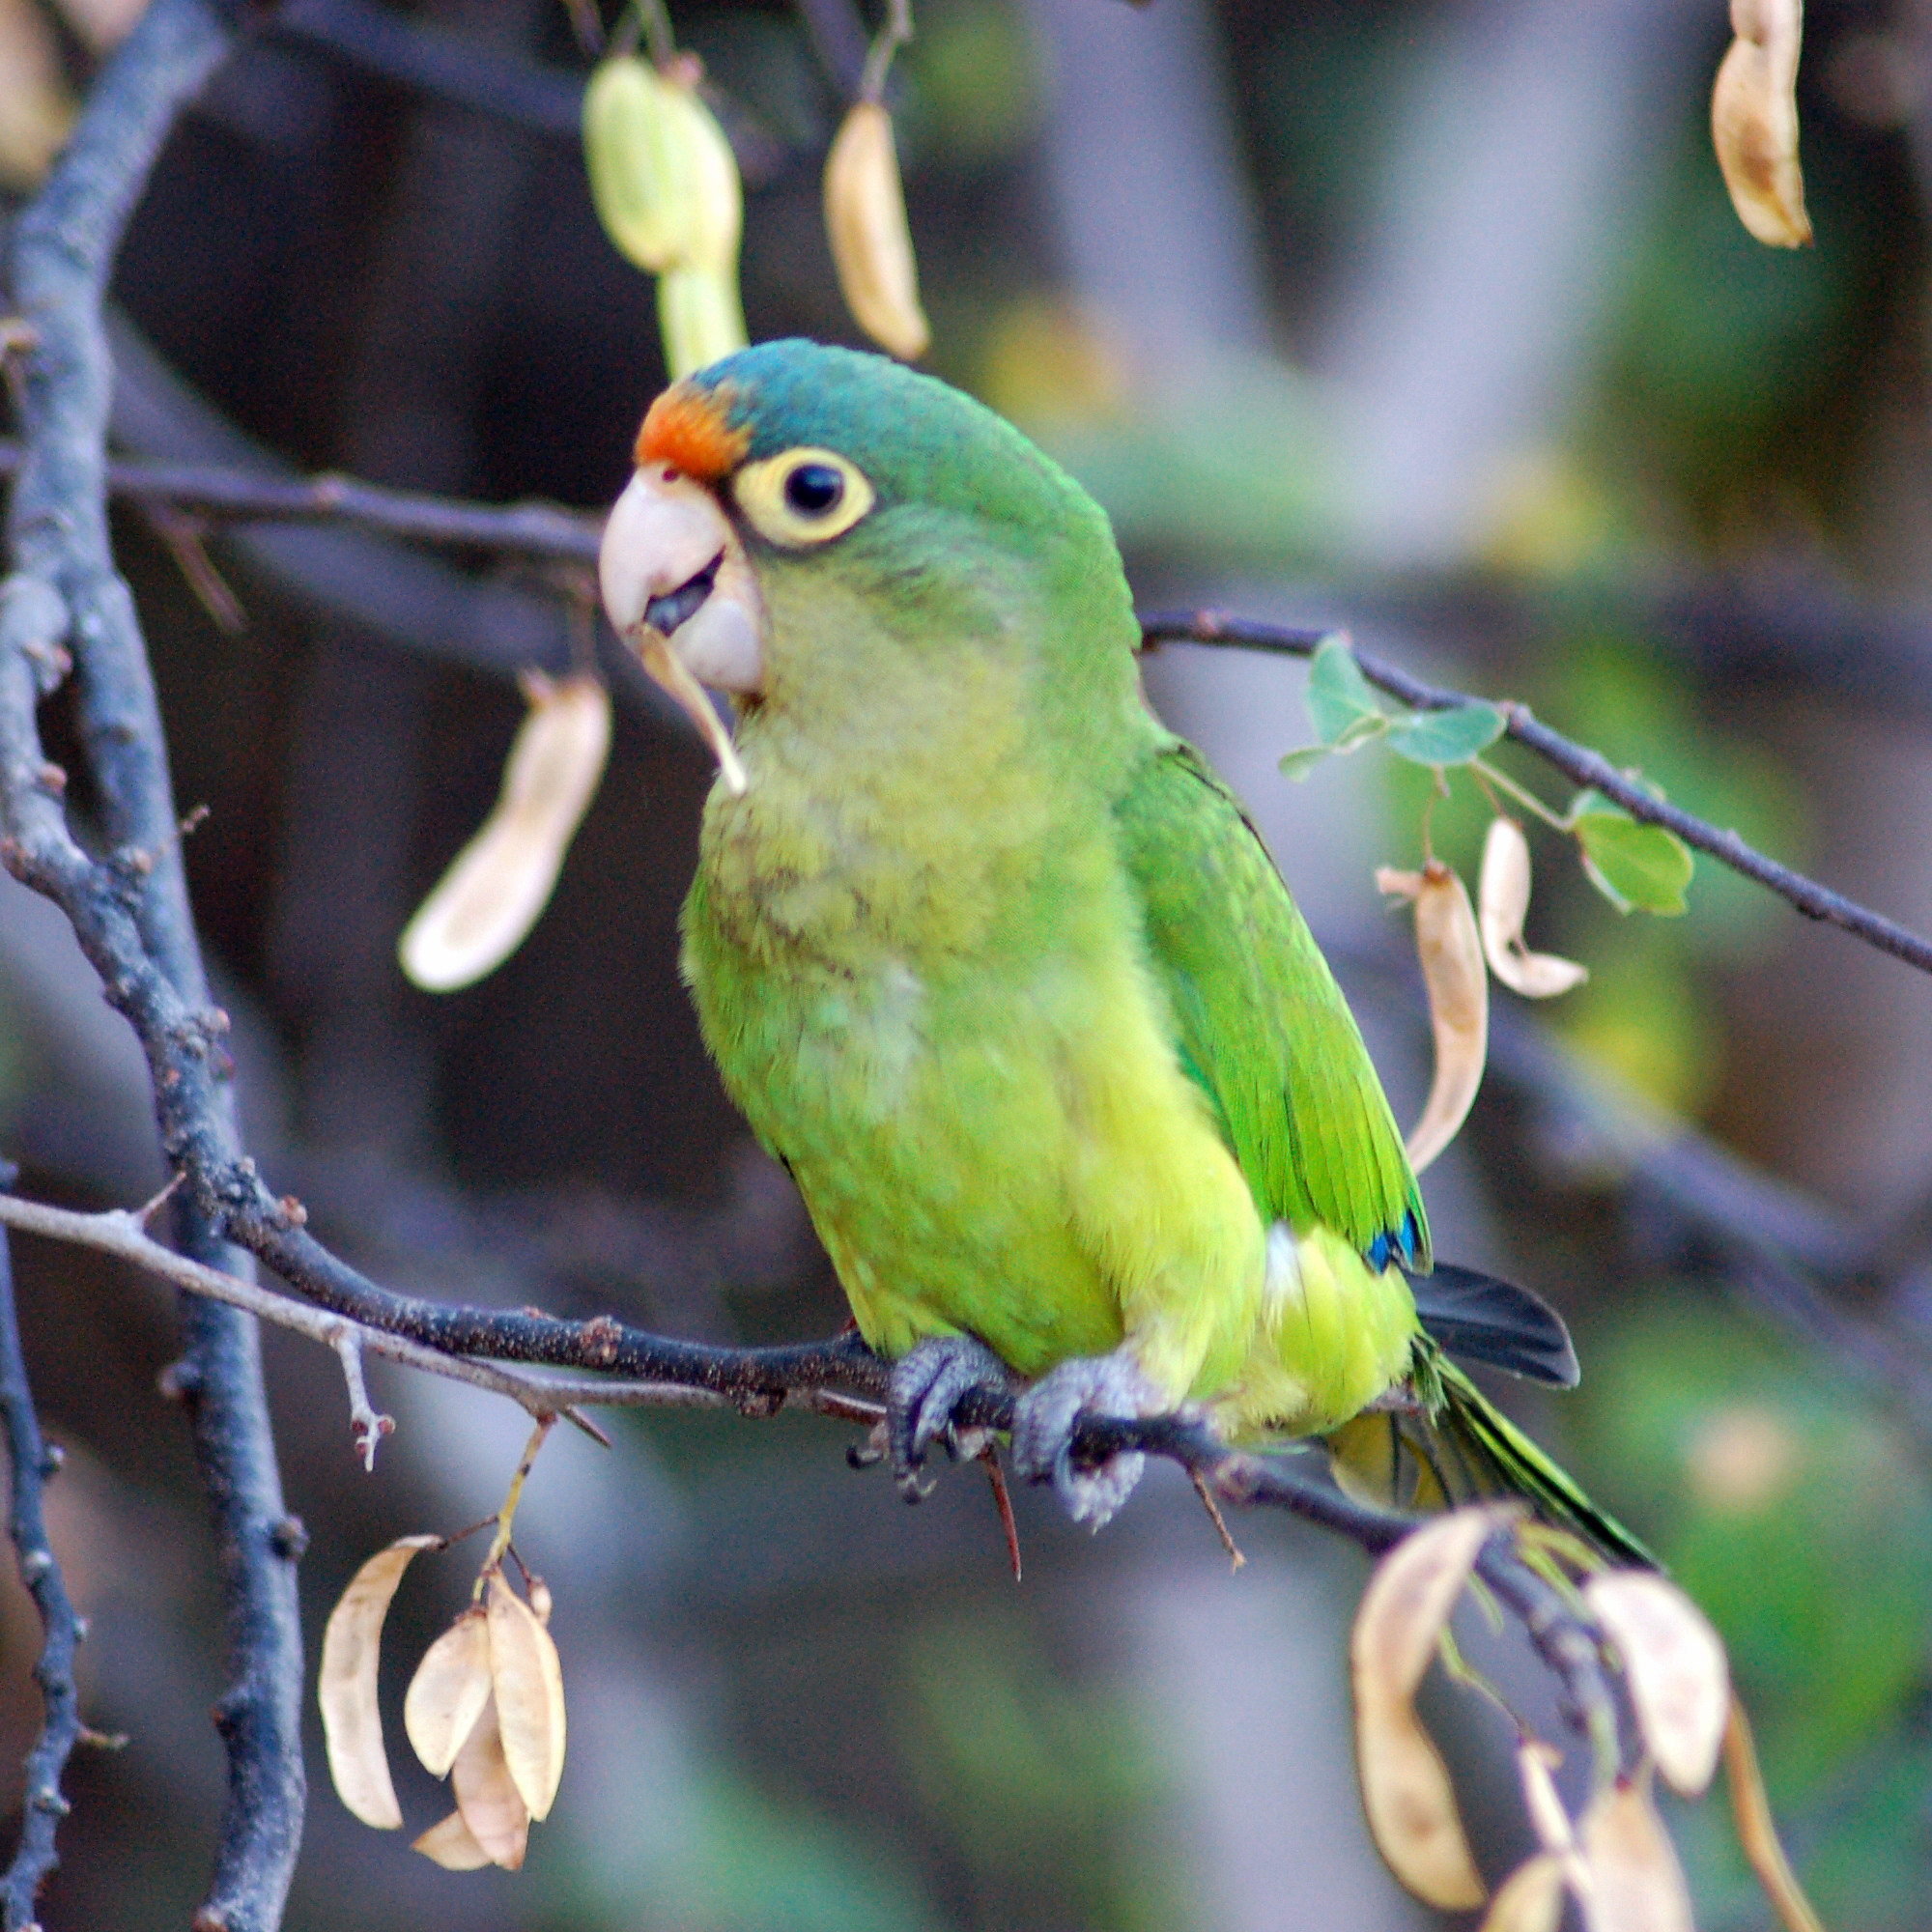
[886,1336,1013,1503]
[1009,1354,1160,1530]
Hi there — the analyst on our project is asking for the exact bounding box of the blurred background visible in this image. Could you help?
[3,0,1932,1924]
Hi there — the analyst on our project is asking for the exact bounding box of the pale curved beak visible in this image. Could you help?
[599,468,766,795]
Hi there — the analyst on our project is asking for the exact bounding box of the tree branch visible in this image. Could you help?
[1140,607,1932,980]
[0,1220,84,1932]
[4,0,306,1921]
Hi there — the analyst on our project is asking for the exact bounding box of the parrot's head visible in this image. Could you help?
[597,339,1136,793]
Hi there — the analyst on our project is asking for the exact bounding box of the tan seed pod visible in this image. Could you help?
[1479,818,1588,999]
[399,673,611,993]
[1713,0,1811,246]
[318,1534,441,1830]
[487,1574,567,1821]
[824,101,931,361]
[1378,862,1489,1173]
[1350,1509,1511,1910]
[1480,1854,1568,1932]
[412,1808,494,1872]
[1517,1742,1575,1855]
[448,1694,529,1870]
[0,0,75,188]
[1356,1696,1488,1910]
[1579,1776,1694,1932]
[1585,1572,1730,1798]
[404,1606,493,1779]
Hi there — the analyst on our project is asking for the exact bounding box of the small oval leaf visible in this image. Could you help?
[412,1808,494,1872]
[1585,1572,1730,1798]
[488,1575,567,1821]
[404,1607,493,1779]
[318,1534,441,1830]
[1385,702,1507,768]
[1306,637,1385,744]
[1574,813,1693,917]
[1480,817,1589,998]
[1278,744,1333,782]
[1579,1777,1694,1932]
[450,1695,529,1870]
[1480,1854,1568,1932]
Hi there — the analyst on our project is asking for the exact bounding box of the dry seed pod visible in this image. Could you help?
[1579,1776,1694,1932]
[318,1534,441,1830]
[404,1606,493,1779]
[1378,862,1489,1173]
[1480,1854,1568,1932]
[1350,1509,1509,1910]
[399,674,611,993]
[824,101,931,361]
[1713,0,1810,246]
[0,0,75,188]
[448,1694,529,1870]
[487,1574,567,1821]
[1585,1572,1730,1798]
[412,1808,494,1872]
[1356,1698,1488,1910]
[1479,817,1588,998]
[1517,1742,1575,1855]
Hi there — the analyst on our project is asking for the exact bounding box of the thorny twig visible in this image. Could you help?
[1141,608,1932,980]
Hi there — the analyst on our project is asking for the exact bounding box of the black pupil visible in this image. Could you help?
[784,463,844,517]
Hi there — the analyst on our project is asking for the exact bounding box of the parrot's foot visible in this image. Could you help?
[1010,1354,1164,1531]
[886,1336,1016,1503]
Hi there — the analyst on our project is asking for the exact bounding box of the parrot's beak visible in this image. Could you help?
[599,467,767,796]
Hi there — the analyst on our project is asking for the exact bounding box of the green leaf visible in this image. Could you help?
[1305,638,1385,744]
[1575,813,1694,915]
[1384,703,1506,768]
[1277,745,1331,781]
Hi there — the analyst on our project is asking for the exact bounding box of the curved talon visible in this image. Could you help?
[1009,1353,1163,1531]
[886,1337,1013,1503]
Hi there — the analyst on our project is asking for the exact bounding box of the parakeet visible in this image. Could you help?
[598,338,1645,1563]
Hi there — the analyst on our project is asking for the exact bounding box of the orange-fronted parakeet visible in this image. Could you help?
[598,339,1644,1561]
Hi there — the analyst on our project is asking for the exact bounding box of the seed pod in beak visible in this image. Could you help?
[824,101,930,361]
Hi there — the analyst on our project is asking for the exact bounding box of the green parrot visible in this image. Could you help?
[598,338,1645,1562]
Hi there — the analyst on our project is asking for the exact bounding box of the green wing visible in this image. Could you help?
[1114,740,1429,1272]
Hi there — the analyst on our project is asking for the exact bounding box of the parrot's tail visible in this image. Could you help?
[1325,1348,1656,1570]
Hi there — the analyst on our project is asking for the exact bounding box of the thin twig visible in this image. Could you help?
[1140,608,1932,980]
[4,0,306,1918]
[0,1227,83,1931]
[328,1327,393,1473]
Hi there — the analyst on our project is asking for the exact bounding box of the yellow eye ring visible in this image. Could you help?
[733,446,875,547]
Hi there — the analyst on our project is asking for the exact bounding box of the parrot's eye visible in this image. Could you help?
[733,446,875,548]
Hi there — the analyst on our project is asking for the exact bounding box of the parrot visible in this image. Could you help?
[597,337,1647,1564]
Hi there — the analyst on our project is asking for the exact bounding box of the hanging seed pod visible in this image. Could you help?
[1713,0,1810,246]
[487,1574,567,1821]
[399,674,611,993]
[404,1607,493,1779]
[318,1535,442,1829]
[1480,1855,1568,1932]
[1350,1509,1508,1910]
[1585,1572,1730,1799]
[1479,817,1588,998]
[1578,1776,1695,1932]
[824,100,930,360]
[1378,861,1489,1173]
[446,1694,529,1870]
[657,262,751,381]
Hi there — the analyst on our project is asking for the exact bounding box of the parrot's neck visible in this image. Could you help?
[695,589,1145,974]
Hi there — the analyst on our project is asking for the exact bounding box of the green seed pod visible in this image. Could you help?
[582,55,744,276]
[657,263,749,380]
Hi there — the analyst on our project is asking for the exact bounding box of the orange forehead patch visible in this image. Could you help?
[635,382,750,483]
